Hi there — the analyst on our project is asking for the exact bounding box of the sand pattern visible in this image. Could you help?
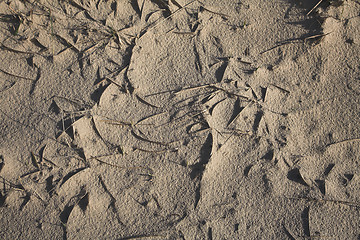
[0,0,359,239]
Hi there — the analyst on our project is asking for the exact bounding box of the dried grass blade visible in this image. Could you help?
[30,152,40,170]
[0,68,36,81]
[307,0,323,15]
[131,129,170,146]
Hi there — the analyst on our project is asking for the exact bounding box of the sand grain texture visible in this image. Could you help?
[0,0,359,239]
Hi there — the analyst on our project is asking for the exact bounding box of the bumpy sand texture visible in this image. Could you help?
[0,0,359,239]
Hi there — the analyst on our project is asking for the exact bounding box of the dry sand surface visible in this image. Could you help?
[0,0,360,239]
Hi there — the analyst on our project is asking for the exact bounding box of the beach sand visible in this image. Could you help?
[0,0,359,239]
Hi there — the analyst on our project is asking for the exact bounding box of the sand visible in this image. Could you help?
[0,0,359,239]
